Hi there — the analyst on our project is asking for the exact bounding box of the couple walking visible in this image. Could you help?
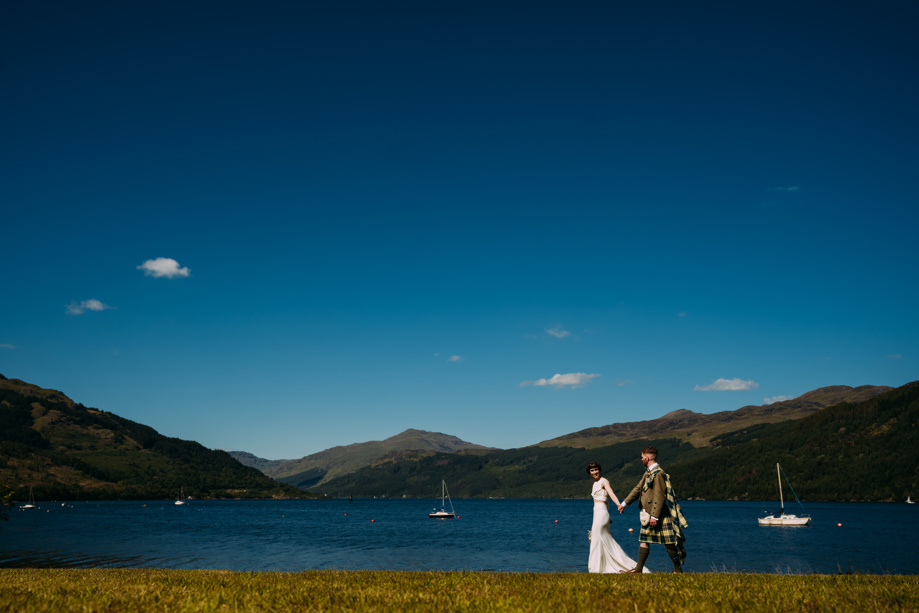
[587,447,688,574]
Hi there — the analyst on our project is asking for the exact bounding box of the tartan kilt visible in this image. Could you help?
[638,512,684,546]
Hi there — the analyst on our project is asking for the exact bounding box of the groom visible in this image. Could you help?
[618,446,688,573]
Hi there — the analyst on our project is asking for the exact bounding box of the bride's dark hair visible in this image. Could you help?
[586,461,601,473]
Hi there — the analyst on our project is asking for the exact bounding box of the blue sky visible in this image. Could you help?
[2,1,917,460]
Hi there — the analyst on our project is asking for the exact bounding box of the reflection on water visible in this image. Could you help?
[2,499,917,574]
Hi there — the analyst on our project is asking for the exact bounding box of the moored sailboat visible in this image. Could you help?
[758,463,810,526]
[429,480,456,519]
[21,486,36,510]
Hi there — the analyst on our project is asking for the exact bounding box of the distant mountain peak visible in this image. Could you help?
[235,428,497,490]
[658,409,699,420]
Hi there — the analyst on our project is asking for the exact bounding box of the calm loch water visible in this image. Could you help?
[2,499,916,574]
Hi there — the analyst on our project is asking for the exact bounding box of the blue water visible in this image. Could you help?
[2,499,916,574]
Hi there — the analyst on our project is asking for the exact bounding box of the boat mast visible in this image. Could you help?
[776,463,784,512]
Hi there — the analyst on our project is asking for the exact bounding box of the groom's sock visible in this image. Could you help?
[665,545,683,573]
[634,546,650,571]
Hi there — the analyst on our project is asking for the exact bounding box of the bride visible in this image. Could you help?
[587,461,650,573]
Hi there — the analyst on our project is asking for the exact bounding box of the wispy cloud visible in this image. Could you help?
[66,299,114,315]
[521,372,600,389]
[887,354,903,359]
[546,326,571,339]
[694,378,759,392]
[0,343,15,349]
[138,257,191,279]
[448,355,463,362]
[616,379,634,387]
[768,186,800,192]
[763,395,790,405]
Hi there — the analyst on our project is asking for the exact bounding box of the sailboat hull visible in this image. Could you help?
[428,512,455,519]
[758,514,810,526]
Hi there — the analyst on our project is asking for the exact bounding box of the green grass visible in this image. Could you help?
[1,569,917,612]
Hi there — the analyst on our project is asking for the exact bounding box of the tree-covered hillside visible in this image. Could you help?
[0,375,310,501]
[671,381,919,502]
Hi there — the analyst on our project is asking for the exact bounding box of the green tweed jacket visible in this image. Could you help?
[622,466,667,519]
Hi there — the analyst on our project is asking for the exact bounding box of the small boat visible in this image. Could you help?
[908,496,915,505]
[759,463,810,526]
[175,487,187,506]
[428,480,456,519]
[21,486,36,510]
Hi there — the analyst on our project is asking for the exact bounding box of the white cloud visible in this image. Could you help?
[137,257,191,279]
[616,379,634,387]
[0,343,15,349]
[448,355,463,362]
[66,299,114,315]
[768,186,800,192]
[887,354,903,359]
[521,372,600,389]
[694,378,759,392]
[763,395,790,405]
[546,326,570,339]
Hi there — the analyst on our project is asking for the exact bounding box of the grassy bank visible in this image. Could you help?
[1,569,917,612]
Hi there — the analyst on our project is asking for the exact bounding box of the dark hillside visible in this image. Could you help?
[671,382,919,501]
[0,375,310,501]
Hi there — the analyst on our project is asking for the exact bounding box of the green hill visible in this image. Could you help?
[0,374,311,502]
[314,382,918,502]
[671,381,919,502]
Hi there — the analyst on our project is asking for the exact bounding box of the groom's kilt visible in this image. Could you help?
[639,513,683,546]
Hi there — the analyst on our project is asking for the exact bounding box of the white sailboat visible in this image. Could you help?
[428,480,456,519]
[175,487,187,506]
[907,495,915,505]
[21,486,36,510]
[759,463,810,526]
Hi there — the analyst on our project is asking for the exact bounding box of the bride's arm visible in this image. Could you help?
[601,478,621,507]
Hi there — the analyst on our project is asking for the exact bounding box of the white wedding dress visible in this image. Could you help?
[588,480,651,573]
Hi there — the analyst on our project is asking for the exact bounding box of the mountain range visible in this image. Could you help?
[229,383,903,500]
[3,371,914,502]
[305,382,917,502]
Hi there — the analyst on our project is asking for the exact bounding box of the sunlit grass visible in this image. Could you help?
[1,569,917,612]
